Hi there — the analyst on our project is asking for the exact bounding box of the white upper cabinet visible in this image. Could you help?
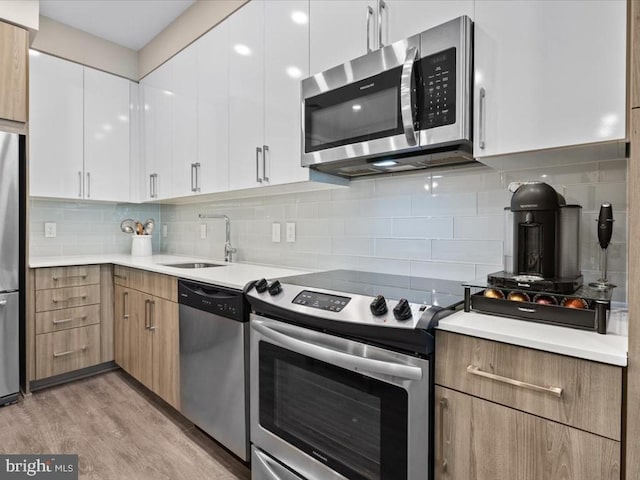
[30,53,84,199]
[197,21,230,195]
[30,52,130,201]
[383,0,473,45]
[263,0,310,185]
[227,0,265,191]
[83,68,130,202]
[310,0,374,75]
[474,0,627,158]
[170,46,198,198]
[141,62,173,200]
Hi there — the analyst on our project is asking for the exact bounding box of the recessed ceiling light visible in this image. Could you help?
[352,104,362,111]
[234,44,251,56]
[117,114,128,122]
[163,90,174,96]
[286,66,302,78]
[291,11,308,24]
[102,124,113,132]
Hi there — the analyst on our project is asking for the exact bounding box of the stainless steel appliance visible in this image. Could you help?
[0,132,21,407]
[301,16,473,178]
[178,279,249,460]
[246,270,464,480]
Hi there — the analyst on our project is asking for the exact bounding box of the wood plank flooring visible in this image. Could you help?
[0,371,250,480]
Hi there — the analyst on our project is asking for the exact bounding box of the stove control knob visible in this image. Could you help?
[393,298,412,321]
[370,295,388,316]
[268,280,282,296]
[255,278,269,293]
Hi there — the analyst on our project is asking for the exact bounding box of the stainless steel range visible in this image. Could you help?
[245,270,463,480]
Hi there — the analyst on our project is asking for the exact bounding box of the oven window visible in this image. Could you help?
[304,66,405,153]
[259,342,408,480]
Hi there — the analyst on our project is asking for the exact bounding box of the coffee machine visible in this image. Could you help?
[487,182,582,294]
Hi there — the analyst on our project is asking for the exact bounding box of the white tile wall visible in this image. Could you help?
[29,199,161,257]
[160,160,628,302]
[30,159,628,303]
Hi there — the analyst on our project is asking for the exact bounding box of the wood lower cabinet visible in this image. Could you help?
[435,331,622,480]
[32,265,113,382]
[114,270,179,409]
[434,386,620,480]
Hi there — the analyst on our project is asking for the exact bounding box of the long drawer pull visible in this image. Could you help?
[53,274,88,281]
[53,315,87,325]
[467,365,563,398]
[53,346,88,358]
[52,295,87,304]
[114,274,127,280]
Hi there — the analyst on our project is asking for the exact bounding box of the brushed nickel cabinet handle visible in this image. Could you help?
[53,346,87,358]
[123,291,129,319]
[86,172,91,198]
[479,87,486,149]
[378,0,386,48]
[144,299,150,329]
[52,295,87,304]
[467,365,563,398]
[149,300,156,331]
[78,171,83,198]
[52,315,86,325]
[262,145,269,182]
[366,6,374,53]
[256,147,263,183]
[440,396,448,473]
[52,274,88,281]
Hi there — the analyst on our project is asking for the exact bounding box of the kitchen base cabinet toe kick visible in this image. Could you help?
[434,331,622,480]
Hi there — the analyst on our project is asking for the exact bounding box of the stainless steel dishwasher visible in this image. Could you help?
[178,279,249,461]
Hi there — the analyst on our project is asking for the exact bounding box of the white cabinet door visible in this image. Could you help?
[83,68,130,202]
[309,0,375,75]
[171,46,198,197]
[383,0,473,45]
[474,0,626,158]
[29,53,84,199]
[197,21,230,195]
[264,0,309,185]
[141,62,173,200]
[228,1,265,191]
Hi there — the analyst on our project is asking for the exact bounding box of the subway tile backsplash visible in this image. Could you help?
[30,160,628,302]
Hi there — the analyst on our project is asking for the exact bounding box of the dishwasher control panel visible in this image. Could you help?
[178,280,245,321]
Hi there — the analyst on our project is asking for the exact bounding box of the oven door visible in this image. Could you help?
[301,34,422,167]
[250,315,430,480]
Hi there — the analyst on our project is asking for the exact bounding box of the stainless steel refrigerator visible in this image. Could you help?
[0,132,20,405]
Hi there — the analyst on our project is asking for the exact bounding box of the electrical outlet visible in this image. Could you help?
[200,223,207,239]
[162,224,168,238]
[44,222,56,238]
[286,222,296,243]
[272,223,281,242]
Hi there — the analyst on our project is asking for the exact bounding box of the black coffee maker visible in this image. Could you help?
[488,182,582,294]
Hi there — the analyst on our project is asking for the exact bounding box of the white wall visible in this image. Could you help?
[160,161,629,302]
[0,0,38,31]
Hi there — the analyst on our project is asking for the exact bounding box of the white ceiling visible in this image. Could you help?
[39,0,197,51]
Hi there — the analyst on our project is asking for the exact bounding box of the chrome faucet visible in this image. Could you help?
[198,214,237,262]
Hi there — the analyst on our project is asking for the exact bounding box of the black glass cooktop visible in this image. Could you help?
[277,269,465,308]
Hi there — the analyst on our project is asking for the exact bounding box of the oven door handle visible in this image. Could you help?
[252,320,423,381]
[400,45,418,147]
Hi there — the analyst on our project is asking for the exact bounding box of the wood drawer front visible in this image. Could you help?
[113,265,130,287]
[35,324,101,380]
[35,265,100,290]
[36,305,101,334]
[435,331,622,440]
[434,386,620,480]
[128,268,177,302]
[36,285,101,312]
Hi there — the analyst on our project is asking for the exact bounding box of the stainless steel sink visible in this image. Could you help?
[161,262,227,269]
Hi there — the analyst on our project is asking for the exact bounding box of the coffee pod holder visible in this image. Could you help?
[463,281,614,334]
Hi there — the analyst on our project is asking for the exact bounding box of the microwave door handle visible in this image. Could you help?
[252,320,422,381]
[366,6,374,53]
[400,46,418,146]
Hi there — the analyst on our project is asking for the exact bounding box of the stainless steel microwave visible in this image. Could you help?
[301,16,473,178]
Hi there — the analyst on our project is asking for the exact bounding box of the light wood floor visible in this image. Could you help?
[0,371,250,480]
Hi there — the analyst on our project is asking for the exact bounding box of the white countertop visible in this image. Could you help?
[437,310,628,366]
[29,254,312,290]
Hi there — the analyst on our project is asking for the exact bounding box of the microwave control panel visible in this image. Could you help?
[422,47,456,129]
[292,290,351,312]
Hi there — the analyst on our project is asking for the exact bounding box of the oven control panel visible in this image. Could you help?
[292,290,351,312]
[421,47,456,129]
